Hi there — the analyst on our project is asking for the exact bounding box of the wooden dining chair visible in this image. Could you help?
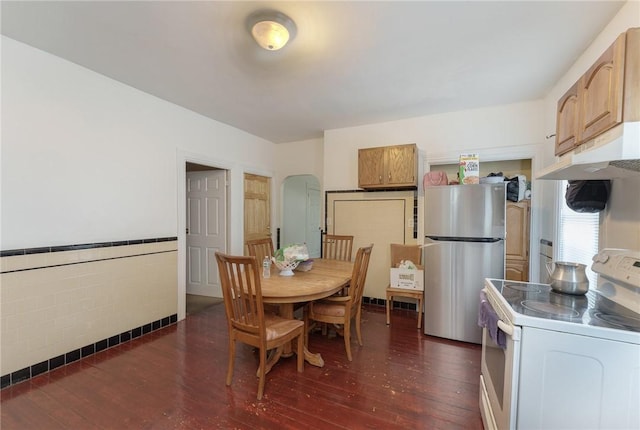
[214,252,305,400]
[386,243,423,329]
[322,234,354,261]
[304,244,373,361]
[322,233,355,299]
[246,237,275,264]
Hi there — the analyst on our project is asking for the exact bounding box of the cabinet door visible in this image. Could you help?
[386,144,417,187]
[358,147,385,188]
[505,259,529,282]
[579,32,625,143]
[505,201,529,261]
[555,81,580,156]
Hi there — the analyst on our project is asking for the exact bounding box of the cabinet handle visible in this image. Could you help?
[388,172,391,181]
[379,175,382,183]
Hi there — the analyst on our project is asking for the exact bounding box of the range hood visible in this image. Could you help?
[537,121,640,180]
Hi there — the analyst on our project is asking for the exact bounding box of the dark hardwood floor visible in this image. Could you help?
[1,303,483,429]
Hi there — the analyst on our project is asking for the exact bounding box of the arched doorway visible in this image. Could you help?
[282,175,321,258]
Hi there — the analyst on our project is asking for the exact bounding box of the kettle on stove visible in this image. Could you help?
[546,261,589,295]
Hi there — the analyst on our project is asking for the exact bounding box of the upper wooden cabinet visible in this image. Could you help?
[579,32,626,144]
[358,143,417,189]
[555,28,639,156]
[555,81,580,156]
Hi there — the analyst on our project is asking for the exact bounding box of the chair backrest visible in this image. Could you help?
[246,238,275,266]
[322,234,354,261]
[348,244,374,309]
[390,243,422,269]
[215,252,265,339]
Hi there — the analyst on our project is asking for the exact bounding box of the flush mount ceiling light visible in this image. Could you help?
[247,10,297,51]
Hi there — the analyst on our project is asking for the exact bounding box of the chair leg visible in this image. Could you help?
[321,323,328,336]
[355,307,363,346]
[386,292,392,325]
[344,318,352,361]
[226,338,235,386]
[257,347,267,400]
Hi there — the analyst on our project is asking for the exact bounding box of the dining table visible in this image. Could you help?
[260,258,354,370]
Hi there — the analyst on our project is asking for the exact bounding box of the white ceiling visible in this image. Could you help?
[1,1,626,143]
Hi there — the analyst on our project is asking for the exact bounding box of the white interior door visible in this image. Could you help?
[186,170,226,297]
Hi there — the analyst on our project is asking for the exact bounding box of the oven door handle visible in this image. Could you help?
[497,319,514,337]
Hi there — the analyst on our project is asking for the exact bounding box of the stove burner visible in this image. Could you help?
[521,300,580,318]
[593,312,640,331]
[505,283,542,292]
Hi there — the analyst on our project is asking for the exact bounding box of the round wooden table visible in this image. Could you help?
[260,258,353,368]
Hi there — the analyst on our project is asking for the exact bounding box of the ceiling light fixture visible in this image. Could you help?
[247,10,297,51]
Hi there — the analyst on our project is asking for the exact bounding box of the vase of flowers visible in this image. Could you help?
[272,244,309,276]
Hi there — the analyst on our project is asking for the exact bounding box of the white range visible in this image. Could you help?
[479,248,640,430]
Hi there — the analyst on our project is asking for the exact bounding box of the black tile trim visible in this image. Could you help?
[363,296,417,311]
[2,250,177,274]
[0,313,177,390]
[1,237,178,274]
[0,237,177,258]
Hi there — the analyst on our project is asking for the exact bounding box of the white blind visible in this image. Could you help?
[557,181,600,286]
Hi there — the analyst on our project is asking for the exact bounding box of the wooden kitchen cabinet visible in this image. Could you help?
[505,200,530,282]
[358,143,417,189]
[555,81,580,156]
[578,32,626,145]
[555,28,639,156]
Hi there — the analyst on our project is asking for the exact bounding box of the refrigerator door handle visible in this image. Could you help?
[425,236,503,243]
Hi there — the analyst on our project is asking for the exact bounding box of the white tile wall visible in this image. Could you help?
[1,241,178,375]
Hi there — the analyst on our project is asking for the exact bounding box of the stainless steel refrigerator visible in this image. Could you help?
[423,183,506,344]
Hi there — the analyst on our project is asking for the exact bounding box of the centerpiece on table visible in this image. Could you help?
[272,243,310,276]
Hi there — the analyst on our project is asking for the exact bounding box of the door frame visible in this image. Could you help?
[177,150,232,321]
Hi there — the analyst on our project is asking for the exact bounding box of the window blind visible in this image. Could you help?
[557,181,600,286]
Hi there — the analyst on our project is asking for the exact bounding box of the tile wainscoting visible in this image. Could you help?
[1,238,178,389]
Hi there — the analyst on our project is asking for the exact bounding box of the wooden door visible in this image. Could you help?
[579,32,625,144]
[505,200,530,281]
[505,201,530,260]
[244,173,271,252]
[186,170,226,297]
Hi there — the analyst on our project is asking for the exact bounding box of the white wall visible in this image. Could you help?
[323,101,544,192]
[1,36,276,251]
[273,137,324,229]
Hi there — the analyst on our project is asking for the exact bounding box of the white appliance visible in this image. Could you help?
[479,248,640,430]
[424,183,506,344]
[537,121,640,180]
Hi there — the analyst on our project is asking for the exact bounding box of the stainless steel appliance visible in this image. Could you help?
[538,239,553,283]
[479,248,640,430]
[423,183,506,343]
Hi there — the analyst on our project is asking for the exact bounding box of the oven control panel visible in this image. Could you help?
[592,249,640,288]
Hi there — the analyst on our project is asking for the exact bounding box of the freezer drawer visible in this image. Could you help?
[423,239,505,343]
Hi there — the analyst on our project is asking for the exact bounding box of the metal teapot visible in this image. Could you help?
[545,261,589,295]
